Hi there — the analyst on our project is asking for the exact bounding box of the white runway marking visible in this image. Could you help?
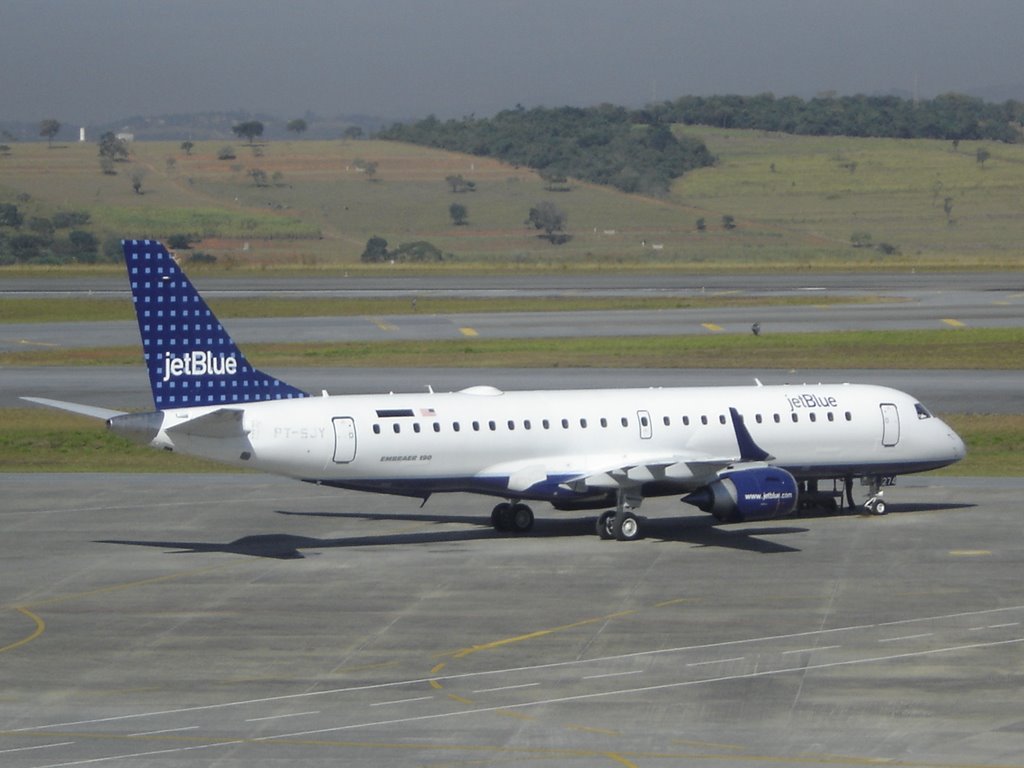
[370,696,433,708]
[472,682,540,693]
[582,669,644,680]
[244,711,320,722]
[782,645,841,655]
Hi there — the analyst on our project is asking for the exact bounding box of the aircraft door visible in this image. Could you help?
[332,417,357,463]
[880,403,900,447]
[637,410,653,440]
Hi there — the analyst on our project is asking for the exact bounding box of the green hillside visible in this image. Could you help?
[1,129,1022,271]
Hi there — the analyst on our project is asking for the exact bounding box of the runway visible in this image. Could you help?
[2,473,1023,766]
[3,286,1023,352]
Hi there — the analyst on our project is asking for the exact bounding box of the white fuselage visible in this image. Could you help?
[149,382,965,502]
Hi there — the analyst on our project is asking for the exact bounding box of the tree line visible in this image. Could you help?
[642,93,1024,142]
[377,105,716,196]
[377,94,1022,198]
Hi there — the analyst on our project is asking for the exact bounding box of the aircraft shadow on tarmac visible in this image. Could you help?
[96,510,807,559]
[94,502,971,560]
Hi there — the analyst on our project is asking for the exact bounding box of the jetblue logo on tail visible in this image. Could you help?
[123,239,309,408]
[162,351,239,382]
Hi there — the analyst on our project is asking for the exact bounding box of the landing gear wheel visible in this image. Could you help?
[873,499,887,515]
[490,502,513,531]
[509,503,534,532]
[614,512,642,541]
[596,511,616,540]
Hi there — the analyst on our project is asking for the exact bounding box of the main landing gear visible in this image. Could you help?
[490,501,534,533]
[595,489,644,541]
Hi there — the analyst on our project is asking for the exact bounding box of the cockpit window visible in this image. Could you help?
[914,402,932,419]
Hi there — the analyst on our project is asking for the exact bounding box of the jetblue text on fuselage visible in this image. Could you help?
[161,351,238,382]
[787,393,839,412]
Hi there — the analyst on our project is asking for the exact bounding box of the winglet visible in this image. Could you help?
[729,407,773,462]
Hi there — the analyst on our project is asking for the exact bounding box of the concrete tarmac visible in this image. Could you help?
[2,473,1023,767]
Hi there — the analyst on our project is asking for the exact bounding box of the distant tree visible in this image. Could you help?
[361,236,389,263]
[232,120,264,144]
[68,230,98,260]
[271,170,285,186]
[217,145,236,160]
[180,140,194,155]
[449,202,468,226]
[286,119,308,136]
[392,241,445,262]
[976,147,991,166]
[0,144,11,156]
[166,234,192,250]
[0,203,23,228]
[343,126,364,140]
[445,174,476,193]
[695,217,706,232]
[39,119,60,147]
[165,156,176,172]
[361,160,379,180]
[249,168,269,187]
[99,156,116,175]
[722,214,737,230]
[97,132,129,161]
[130,168,146,194]
[527,201,569,243]
[28,217,54,236]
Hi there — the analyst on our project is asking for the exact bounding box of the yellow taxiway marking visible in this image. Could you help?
[701,322,724,332]
[459,327,479,337]
[448,609,638,660]
[6,339,61,348]
[567,723,620,735]
[941,318,965,327]
[0,607,45,655]
[949,550,992,556]
[447,693,474,706]
[371,317,398,331]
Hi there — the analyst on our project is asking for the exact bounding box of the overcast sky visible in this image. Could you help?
[4,0,1024,125]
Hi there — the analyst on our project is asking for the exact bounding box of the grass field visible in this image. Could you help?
[2,129,1023,271]
[0,293,897,324]
[2,328,1020,370]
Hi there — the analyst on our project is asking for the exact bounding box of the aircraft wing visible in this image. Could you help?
[21,397,127,421]
[497,407,775,495]
[560,454,737,492]
[487,452,738,495]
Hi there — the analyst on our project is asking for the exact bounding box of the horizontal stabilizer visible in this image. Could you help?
[21,397,126,421]
[164,408,248,439]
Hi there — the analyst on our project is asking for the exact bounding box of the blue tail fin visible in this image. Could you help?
[123,239,309,408]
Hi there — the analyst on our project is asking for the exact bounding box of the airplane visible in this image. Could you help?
[24,239,966,541]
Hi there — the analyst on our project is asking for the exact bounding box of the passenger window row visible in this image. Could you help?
[369,410,854,435]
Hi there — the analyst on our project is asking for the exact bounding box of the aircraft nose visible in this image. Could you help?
[945,423,967,461]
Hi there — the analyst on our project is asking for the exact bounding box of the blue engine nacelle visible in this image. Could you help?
[682,466,798,523]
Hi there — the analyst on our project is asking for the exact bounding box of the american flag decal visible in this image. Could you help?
[420,407,437,417]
